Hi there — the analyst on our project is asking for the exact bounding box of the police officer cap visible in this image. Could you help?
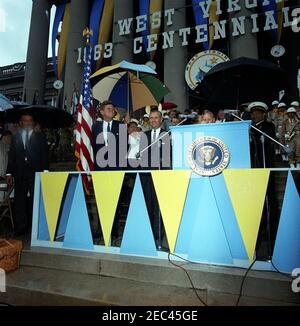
[290,101,299,107]
[271,100,279,106]
[248,102,268,112]
[287,107,297,113]
[278,102,287,108]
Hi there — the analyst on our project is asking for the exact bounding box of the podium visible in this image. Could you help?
[170,121,252,171]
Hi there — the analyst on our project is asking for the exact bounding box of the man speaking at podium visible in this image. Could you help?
[139,108,171,248]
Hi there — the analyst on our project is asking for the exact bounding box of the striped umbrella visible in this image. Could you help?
[90,60,169,112]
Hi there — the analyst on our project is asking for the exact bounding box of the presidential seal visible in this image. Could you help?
[187,136,230,176]
[185,50,230,90]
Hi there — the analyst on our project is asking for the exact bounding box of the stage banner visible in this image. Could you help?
[40,172,69,241]
[92,172,125,247]
[224,169,270,262]
[151,170,191,252]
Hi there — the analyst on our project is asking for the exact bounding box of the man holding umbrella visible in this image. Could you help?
[6,111,49,235]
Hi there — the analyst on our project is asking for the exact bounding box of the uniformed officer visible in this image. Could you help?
[267,100,279,125]
[283,107,300,168]
[249,102,276,168]
[276,103,288,161]
[290,101,300,117]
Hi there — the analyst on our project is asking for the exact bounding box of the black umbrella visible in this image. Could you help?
[195,57,286,110]
[4,105,75,129]
[10,101,30,109]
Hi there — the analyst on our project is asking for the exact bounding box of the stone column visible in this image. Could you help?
[229,3,258,59]
[164,0,187,112]
[111,0,134,64]
[23,0,51,104]
[63,0,89,109]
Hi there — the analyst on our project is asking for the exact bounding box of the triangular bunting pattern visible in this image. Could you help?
[38,187,50,241]
[224,169,270,262]
[210,174,248,260]
[188,177,233,265]
[92,172,125,247]
[272,172,300,272]
[40,172,69,241]
[151,170,191,252]
[63,176,94,250]
[120,174,157,256]
[56,176,78,239]
[175,174,205,254]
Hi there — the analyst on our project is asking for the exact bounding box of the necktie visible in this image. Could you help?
[152,130,157,142]
[25,130,29,149]
[107,122,111,133]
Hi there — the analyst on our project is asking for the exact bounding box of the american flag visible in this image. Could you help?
[75,43,94,193]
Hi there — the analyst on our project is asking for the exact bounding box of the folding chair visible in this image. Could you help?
[0,178,14,230]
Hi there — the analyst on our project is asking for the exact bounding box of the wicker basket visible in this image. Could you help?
[0,239,23,273]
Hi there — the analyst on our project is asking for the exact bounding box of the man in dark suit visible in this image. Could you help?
[92,101,127,170]
[6,112,49,235]
[249,102,276,168]
[139,109,172,248]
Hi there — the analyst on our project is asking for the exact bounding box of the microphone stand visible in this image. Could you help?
[136,117,188,251]
[230,113,292,154]
[230,113,286,261]
[136,117,188,159]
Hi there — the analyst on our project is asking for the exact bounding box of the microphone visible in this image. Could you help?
[179,114,197,119]
[284,146,293,154]
[223,110,240,114]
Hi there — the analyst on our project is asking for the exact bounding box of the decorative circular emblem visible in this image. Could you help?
[185,50,230,90]
[270,45,285,58]
[53,80,64,90]
[187,136,230,176]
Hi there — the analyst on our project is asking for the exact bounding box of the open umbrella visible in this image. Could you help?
[162,102,178,110]
[195,57,286,110]
[0,94,13,112]
[4,105,74,129]
[90,60,169,112]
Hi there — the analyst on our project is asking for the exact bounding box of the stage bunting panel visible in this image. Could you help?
[151,170,191,252]
[272,172,300,272]
[92,172,125,247]
[57,2,71,80]
[209,0,219,49]
[149,0,163,60]
[224,169,270,262]
[188,177,233,265]
[121,174,157,256]
[40,172,69,241]
[52,4,65,78]
[96,0,115,69]
[63,176,94,250]
[38,187,50,241]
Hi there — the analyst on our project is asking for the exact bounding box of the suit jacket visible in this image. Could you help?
[92,120,126,170]
[6,131,49,177]
[250,120,276,168]
[139,129,172,170]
